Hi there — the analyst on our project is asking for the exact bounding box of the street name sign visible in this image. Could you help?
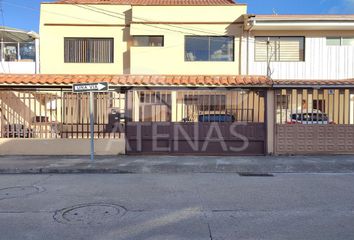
[73,82,109,93]
[72,82,109,161]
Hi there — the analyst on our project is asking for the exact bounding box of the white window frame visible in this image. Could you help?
[326,37,354,46]
[254,36,305,62]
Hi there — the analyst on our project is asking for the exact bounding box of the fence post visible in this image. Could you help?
[266,89,275,155]
[90,92,95,161]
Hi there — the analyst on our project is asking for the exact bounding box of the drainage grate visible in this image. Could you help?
[53,203,126,226]
[0,186,45,200]
[238,173,274,177]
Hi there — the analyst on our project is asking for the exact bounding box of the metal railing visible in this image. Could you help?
[0,89,125,139]
[275,88,354,125]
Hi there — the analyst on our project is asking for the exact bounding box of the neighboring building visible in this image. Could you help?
[1,0,354,156]
[243,15,354,80]
[242,15,354,155]
[0,27,39,74]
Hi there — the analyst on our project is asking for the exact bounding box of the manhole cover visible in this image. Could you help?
[54,203,126,225]
[0,186,45,200]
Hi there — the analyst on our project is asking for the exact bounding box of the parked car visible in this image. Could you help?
[198,114,235,122]
[287,111,334,124]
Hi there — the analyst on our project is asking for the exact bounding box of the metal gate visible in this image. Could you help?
[126,89,267,155]
[275,88,354,155]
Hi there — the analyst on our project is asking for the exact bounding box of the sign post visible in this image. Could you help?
[73,82,109,161]
[89,92,95,161]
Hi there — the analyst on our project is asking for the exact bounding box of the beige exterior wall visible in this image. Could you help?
[130,23,243,75]
[0,139,125,155]
[40,4,131,74]
[130,5,245,75]
[40,3,246,75]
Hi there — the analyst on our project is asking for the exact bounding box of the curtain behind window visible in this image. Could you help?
[64,38,113,63]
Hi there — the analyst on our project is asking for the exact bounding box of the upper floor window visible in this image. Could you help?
[185,36,234,62]
[64,38,114,63]
[0,42,36,62]
[326,37,354,46]
[255,37,305,62]
[132,36,164,47]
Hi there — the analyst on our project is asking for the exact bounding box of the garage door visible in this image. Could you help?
[275,88,354,154]
[126,89,267,155]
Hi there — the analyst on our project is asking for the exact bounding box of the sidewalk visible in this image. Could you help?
[0,155,354,174]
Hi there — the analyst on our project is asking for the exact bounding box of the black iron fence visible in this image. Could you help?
[0,89,125,139]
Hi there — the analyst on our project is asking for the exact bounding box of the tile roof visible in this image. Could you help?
[2,75,354,87]
[250,14,354,21]
[54,0,237,5]
[273,79,354,86]
[0,74,270,87]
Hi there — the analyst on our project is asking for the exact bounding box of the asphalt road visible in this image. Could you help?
[0,173,354,240]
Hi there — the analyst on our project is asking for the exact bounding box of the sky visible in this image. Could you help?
[1,0,354,32]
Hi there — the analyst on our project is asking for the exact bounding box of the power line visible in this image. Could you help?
[1,0,278,75]
[1,0,263,44]
[3,1,225,36]
[0,0,11,73]
[2,1,111,25]
[76,4,233,36]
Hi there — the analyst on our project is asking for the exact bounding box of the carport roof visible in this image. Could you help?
[53,0,237,5]
[273,79,354,87]
[0,74,271,87]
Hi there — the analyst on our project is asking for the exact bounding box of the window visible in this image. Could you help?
[326,37,341,46]
[4,43,18,62]
[64,38,114,63]
[327,37,354,46]
[255,37,305,62]
[343,37,354,46]
[184,95,226,112]
[132,36,164,47]
[138,91,171,122]
[185,36,234,62]
[20,43,36,61]
[313,100,325,112]
[276,95,290,109]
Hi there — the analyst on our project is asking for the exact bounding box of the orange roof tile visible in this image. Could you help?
[273,79,354,86]
[251,14,354,21]
[54,0,236,5]
[0,74,270,87]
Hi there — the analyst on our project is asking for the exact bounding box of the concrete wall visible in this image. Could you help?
[0,62,36,74]
[0,139,125,155]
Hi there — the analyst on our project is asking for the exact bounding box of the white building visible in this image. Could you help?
[243,15,354,81]
[0,27,39,74]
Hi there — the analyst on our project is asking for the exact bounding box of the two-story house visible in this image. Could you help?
[242,15,354,154]
[0,0,353,156]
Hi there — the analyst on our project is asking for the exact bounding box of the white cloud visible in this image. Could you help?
[327,0,354,14]
[344,0,354,7]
